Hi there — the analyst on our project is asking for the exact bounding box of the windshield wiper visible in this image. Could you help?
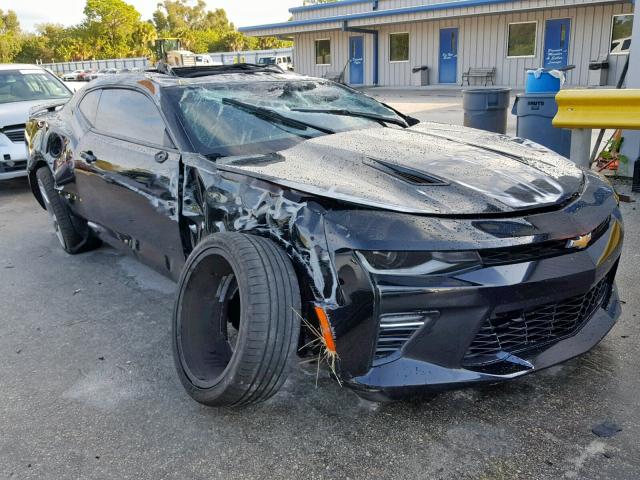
[221,98,334,134]
[290,107,409,128]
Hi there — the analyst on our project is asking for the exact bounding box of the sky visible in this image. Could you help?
[3,0,295,32]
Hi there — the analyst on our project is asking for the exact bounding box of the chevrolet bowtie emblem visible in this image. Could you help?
[567,232,592,249]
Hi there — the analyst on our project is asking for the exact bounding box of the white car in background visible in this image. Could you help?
[0,64,72,180]
[195,54,222,66]
[62,69,85,81]
[89,68,119,80]
[257,55,294,71]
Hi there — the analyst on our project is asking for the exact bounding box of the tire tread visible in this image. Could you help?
[172,232,301,407]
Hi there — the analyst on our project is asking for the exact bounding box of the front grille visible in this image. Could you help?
[0,160,27,173]
[3,128,25,143]
[479,240,569,265]
[479,217,611,266]
[463,276,612,366]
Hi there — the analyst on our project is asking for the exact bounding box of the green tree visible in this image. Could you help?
[153,0,233,34]
[10,0,291,63]
[131,21,157,57]
[0,9,21,62]
[82,0,149,58]
[36,24,71,62]
[15,34,47,63]
[152,0,290,53]
[221,30,247,53]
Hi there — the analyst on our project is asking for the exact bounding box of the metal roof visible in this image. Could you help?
[241,0,523,32]
[288,0,375,13]
[242,0,633,33]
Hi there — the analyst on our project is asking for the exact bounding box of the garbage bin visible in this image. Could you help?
[588,59,609,87]
[511,93,571,158]
[463,88,511,134]
[526,70,561,93]
[412,66,429,86]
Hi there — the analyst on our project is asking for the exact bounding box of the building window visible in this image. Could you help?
[507,22,537,58]
[389,33,409,62]
[610,14,633,54]
[315,39,331,65]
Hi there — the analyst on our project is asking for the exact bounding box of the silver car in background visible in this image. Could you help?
[62,69,85,81]
[89,68,119,80]
[0,64,72,180]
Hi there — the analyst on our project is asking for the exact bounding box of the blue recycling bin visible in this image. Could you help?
[511,93,571,158]
[525,71,561,93]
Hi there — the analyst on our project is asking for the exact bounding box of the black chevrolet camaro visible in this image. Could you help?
[26,65,623,406]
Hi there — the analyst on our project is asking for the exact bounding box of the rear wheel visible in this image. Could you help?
[36,167,99,254]
[173,232,301,407]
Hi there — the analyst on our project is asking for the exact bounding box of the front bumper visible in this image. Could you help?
[319,173,624,400]
[341,242,622,401]
[337,221,622,399]
[346,283,620,401]
[0,139,28,180]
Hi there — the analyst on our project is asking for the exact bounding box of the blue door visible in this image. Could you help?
[439,28,458,84]
[544,19,571,69]
[349,36,364,85]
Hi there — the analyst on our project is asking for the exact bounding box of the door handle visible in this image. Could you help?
[155,150,169,163]
[80,150,97,164]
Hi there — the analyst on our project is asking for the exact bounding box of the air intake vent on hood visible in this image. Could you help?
[365,158,448,186]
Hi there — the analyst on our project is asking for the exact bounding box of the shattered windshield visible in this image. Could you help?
[166,79,405,158]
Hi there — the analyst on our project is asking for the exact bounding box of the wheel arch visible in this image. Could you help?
[180,161,337,310]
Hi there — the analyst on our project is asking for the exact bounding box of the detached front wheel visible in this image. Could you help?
[172,233,301,407]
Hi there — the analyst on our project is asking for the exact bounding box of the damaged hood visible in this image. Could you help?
[219,122,584,215]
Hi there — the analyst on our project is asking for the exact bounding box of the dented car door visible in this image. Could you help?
[75,87,184,277]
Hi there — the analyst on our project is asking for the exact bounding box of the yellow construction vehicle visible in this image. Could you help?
[155,38,197,69]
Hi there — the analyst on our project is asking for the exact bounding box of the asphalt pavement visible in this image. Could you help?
[1,100,639,479]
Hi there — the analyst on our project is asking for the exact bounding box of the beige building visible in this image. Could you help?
[240,0,634,88]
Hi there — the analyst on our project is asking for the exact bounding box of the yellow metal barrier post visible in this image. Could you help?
[553,89,640,169]
[623,8,640,186]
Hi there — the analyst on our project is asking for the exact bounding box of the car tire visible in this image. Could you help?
[173,232,301,407]
[36,167,99,254]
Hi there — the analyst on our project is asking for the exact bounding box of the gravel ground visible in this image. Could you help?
[0,92,639,479]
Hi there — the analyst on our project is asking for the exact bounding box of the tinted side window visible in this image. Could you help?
[78,90,101,125]
[95,89,167,146]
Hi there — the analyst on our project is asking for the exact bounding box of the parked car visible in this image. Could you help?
[610,36,632,54]
[26,65,623,406]
[258,55,293,71]
[194,54,222,66]
[77,69,95,81]
[89,68,119,80]
[89,69,107,80]
[0,64,72,180]
[62,69,85,81]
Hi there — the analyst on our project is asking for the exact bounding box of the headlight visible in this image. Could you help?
[356,250,481,275]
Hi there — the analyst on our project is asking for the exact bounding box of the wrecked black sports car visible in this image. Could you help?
[26,65,623,406]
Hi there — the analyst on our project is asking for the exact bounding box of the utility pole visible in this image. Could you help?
[620,4,639,188]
